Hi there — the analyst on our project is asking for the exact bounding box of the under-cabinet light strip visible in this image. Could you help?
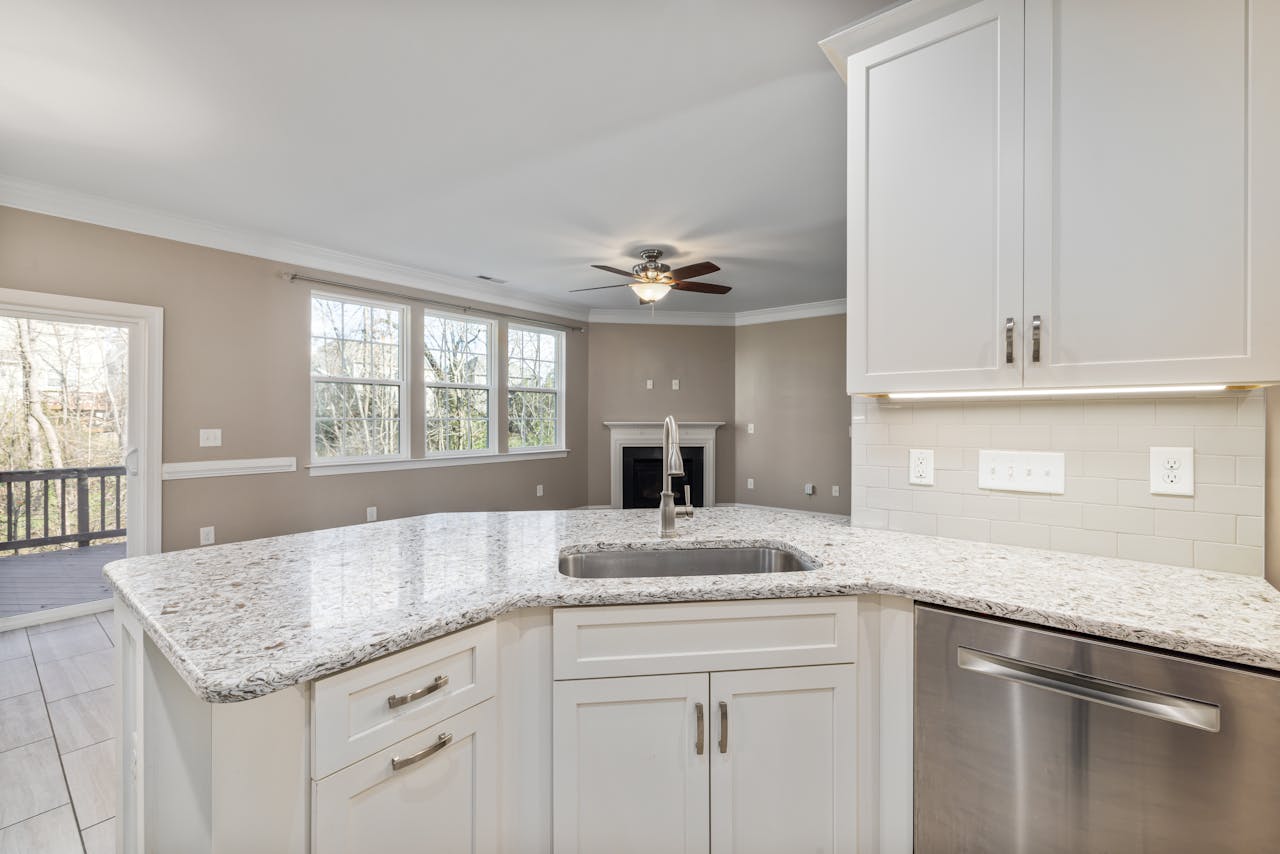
[883,384,1232,401]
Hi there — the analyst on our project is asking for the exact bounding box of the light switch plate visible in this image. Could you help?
[671,379,680,390]
[1150,447,1194,496]
[199,526,215,546]
[747,477,755,490]
[366,506,377,522]
[978,450,1066,494]
[909,449,934,485]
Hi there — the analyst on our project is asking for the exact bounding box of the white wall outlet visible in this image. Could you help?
[1150,446,1194,496]
[199,428,222,448]
[366,506,377,522]
[536,484,544,497]
[832,485,840,497]
[909,449,935,486]
[199,526,215,546]
[978,450,1066,494]
[646,379,653,390]
[671,379,680,390]
[747,423,755,434]
[804,483,816,496]
[747,477,755,490]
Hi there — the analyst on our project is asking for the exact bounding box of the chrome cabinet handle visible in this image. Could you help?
[1031,314,1042,363]
[958,647,1220,732]
[695,702,705,755]
[387,674,448,709]
[718,701,728,754]
[391,732,453,771]
[1005,317,1015,364]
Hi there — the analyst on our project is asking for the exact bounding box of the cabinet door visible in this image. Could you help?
[710,665,857,854]
[1023,0,1280,386]
[553,673,710,854]
[313,699,497,854]
[846,0,1024,393]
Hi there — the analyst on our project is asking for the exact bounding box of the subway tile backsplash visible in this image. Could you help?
[851,391,1265,575]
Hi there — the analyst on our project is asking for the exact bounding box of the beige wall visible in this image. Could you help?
[0,207,589,550]
[586,324,736,507]
[735,315,851,514]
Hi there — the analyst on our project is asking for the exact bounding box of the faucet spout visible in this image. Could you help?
[659,415,693,538]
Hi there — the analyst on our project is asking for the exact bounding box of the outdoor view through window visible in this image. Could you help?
[0,314,128,617]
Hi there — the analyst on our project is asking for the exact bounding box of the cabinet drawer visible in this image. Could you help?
[552,597,857,680]
[312,621,496,778]
[313,698,498,854]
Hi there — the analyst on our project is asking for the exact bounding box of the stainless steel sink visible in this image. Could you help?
[558,546,816,579]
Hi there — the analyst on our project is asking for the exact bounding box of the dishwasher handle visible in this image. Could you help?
[958,646,1221,732]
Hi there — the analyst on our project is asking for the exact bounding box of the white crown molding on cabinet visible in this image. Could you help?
[162,457,297,480]
[819,0,984,80]
[589,298,846,328]
[0,175,590,322]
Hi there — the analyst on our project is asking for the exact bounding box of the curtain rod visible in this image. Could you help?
[284,273,586,333]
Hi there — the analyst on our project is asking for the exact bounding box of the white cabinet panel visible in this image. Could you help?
[710,666,857,854]
[848,0,1024,393]
[553,674,710,854]
[313,699,497,854]
[1024,0,1280,385]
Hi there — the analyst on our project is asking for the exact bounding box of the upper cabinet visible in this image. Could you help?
[834,0,1280,394]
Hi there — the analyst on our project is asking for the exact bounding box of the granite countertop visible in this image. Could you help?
[104,507,1280,703]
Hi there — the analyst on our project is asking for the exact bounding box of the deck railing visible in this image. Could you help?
[0,466,127,551]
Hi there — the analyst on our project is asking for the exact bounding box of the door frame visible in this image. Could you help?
[0,287,163,614]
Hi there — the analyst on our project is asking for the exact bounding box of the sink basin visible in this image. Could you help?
[558,546,817,579]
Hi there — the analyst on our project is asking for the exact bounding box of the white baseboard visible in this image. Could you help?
[0,597,112,633]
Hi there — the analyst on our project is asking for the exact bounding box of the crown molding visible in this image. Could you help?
[0,175,589,322]
[589,298,846,328]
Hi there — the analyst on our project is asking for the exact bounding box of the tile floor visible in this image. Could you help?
[0,611,115,854]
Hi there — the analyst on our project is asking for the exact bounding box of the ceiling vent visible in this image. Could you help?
[475,274,508,284]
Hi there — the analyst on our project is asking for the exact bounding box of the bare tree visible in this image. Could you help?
[14,319,64,469]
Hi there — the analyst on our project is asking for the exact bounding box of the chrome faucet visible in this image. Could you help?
[659,414,694,538]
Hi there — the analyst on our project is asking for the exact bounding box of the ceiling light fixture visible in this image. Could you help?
[629,281,673,302]
[883,384,1233,401]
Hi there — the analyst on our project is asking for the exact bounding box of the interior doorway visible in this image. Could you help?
[0,288,161,628]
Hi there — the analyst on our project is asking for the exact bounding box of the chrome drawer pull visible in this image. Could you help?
[387,674,449,709]
[390,732,453,771]
[695,702,705,755]
[718,701,729,754]
[1005,317,1015,364]
[958,647,1220,732]
[1031,314,1042,363]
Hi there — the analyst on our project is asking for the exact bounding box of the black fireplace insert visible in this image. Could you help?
[621,446,704,509]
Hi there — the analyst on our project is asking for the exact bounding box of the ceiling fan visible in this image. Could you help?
[571,249,732,304]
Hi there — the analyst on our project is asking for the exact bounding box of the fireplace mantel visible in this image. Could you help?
[604,421,724,509]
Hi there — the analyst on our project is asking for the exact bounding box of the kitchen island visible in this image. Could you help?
[105,507,1280,853]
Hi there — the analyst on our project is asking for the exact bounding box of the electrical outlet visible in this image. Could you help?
[199,526,215,546]
[536,484,544,497]
[832,485,840,497]
[909,449,935,486]
[366,506,377,522]
[646,379,653,390]
[747,423,755,434]
[1150,447,1194,496]
[671,379,680,390]
[804,483,815,496]
[747,477,755,490]
[978,450,1066,494]
[199,428,222,448]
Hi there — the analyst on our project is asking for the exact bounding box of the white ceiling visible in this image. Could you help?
[1,0,889,315]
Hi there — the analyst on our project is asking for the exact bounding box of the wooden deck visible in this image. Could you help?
[0,543,123,619]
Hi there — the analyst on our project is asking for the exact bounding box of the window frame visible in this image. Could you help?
[422,308,499,458]
[308,290,411,465]
[506,322,567,452]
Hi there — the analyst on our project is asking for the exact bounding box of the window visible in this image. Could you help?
[310,293,407,461]
[507,325,563,450]
[424,312,495,454]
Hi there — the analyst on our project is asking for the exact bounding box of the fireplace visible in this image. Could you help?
[621,446,705,509]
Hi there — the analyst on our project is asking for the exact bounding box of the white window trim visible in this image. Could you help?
[507,322,567,451]
[309,290,411,465]
[423,309,498,458]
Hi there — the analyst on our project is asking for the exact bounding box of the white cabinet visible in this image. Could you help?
[313,699,498,854]
[710,666,857,854]
[846,0,1025,393]
[840,0,1280,393]
[553,674,710,854]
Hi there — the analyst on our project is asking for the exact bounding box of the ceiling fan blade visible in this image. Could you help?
[590,264,637,278]
[672,281,732,294]
[569,283,632,293]
[669,261,720,280]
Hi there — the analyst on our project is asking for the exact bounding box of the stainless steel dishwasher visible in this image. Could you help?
[915,605,1280,853]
